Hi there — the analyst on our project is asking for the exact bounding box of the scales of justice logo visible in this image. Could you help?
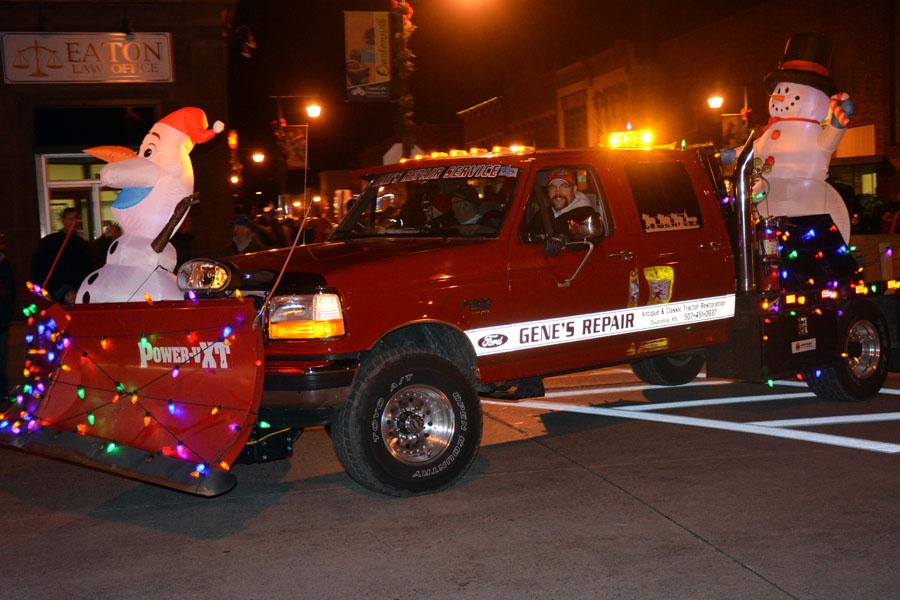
[11,39,63,78]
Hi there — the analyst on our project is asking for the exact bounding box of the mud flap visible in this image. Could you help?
[1,297,264,496]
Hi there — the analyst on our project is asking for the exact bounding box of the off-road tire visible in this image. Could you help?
[332,347,483,496]
[631,352,705,386]
[805,301,889,402]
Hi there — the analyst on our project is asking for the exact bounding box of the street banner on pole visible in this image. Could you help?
[281,124,307,169]
[343,11,391,101]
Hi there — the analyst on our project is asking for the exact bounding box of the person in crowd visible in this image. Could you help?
[255,210,289,248]
[88,221,122,269]
[219,214,267,256]
[310,214,336,242]
[30,207,91,303]
[0,233,13,396]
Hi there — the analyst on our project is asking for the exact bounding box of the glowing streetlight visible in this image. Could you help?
[251,151,266,163]
[305,103,322,119]
[707,95,725,110]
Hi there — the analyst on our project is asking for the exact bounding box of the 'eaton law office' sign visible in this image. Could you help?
[1,32,173,83]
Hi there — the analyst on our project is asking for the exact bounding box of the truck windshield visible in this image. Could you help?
[332,163,520,239]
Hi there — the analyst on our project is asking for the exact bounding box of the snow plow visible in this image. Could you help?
[0,290,263,496]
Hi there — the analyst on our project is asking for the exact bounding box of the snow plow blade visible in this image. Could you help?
[1,295,264,496]
[0,426,236,496]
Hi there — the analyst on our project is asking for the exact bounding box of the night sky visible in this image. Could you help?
[228,0,763,175]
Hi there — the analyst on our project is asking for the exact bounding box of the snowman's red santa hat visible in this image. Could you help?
[765,32,837,96]
[158,107,225,146]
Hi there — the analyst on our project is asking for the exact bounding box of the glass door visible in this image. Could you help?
[36,153,116,240]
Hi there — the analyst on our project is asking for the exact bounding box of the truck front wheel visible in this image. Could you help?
[805,301,889,402]
[332,347,483,496]
[630,353,704,386]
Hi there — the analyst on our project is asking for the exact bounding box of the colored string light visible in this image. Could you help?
[13,293,256,478]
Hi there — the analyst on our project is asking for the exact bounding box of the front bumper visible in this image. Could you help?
[262,356,360,408]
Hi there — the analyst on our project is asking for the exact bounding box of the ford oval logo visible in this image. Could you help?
[478,334,508,348]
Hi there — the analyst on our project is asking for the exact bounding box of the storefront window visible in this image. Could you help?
[37,154,110,240]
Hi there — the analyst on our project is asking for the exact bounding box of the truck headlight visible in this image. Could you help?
[268,293,345,339]
[177,259,231,292]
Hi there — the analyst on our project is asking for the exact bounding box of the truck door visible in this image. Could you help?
[478,162,641,380]
[620,155,735,352]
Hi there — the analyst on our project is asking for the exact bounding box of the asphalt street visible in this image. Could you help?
[1,367,899,600]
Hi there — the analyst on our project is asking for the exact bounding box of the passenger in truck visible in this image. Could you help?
[450,185,482,225]
[427,184,483,232]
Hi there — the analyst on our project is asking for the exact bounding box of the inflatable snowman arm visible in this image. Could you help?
[151,193,199,253]
[829,93,854,129]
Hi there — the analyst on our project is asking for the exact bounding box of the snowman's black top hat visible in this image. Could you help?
[764,32,837,96]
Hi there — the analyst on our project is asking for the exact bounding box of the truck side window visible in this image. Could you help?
[624,162,703,232]
[521,166,609,240]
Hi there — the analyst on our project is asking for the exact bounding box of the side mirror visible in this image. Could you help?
[563,213,605,243]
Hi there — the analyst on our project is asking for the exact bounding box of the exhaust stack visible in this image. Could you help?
[734,134,756,293]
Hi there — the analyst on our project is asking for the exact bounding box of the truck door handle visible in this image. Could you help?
[698,241,722,251]
[606,249,634,261]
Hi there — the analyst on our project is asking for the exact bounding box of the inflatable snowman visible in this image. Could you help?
[78,107,223,303]
[753,32,855,242]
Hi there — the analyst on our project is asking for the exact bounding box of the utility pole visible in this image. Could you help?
[391,0,416,158]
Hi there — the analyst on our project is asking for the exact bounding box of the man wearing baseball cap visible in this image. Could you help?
[545,168,598,234]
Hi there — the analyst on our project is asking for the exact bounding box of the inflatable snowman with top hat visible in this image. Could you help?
[77,107,223,303]
[752,32,855,242]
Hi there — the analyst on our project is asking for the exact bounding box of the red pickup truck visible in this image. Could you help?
[211,144,892,496]
[6,144,894,497]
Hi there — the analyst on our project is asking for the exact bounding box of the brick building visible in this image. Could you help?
[458,0,898,201]
[0,0,236,296]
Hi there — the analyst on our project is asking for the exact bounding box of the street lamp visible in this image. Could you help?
[301,102,322,216]
[251,151,266,163]
[706,86,751,147]
[269,95,324,213]
[305,103,322,119]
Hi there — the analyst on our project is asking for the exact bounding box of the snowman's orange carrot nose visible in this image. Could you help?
[84,145,137,163]
[770,94,785,102]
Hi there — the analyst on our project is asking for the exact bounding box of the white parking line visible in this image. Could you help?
[617,392,816,411]
[749,413,900,427]
[547,379,729,398]
[773,380,900,396]
[482,399,900,454]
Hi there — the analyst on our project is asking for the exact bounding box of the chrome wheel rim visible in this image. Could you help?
[380,384,455,465]
[846,320,881,379]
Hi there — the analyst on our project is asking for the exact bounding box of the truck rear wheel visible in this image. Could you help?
[805,301,889,402]
[332,347,482,496]
[630,353,704,386]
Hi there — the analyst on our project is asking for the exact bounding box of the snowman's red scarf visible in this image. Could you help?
[764,116,821,132]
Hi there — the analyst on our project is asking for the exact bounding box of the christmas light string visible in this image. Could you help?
[3,283,261,476]
[753,217,897,387]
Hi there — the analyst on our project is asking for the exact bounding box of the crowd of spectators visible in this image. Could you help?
[216,208,336,257]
